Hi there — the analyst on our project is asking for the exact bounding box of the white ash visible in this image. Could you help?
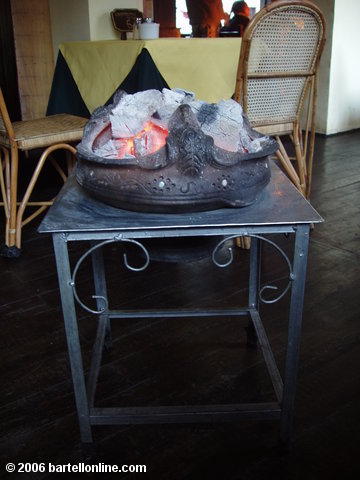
[152,88,194,130]
[133,131,155,157]
[110,89,163,137]
[191,100,244,152]
[163,87,194,105]
[93,139,120,159]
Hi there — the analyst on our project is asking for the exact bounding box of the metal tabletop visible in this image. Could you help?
[38,164,322,236]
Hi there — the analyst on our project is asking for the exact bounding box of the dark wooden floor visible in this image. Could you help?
[1,130,359,479]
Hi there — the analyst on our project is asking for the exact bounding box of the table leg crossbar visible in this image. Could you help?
[86,307,282,427]
[53,224,310,447]
[89,403,282,426]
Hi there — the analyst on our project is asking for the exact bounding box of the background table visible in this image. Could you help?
[39,164,322,454]
[47,38,242,117]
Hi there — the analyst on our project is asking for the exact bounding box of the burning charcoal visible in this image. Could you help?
[108,89,267,156]
[162,88,188,105]
[94,138,136,159]
[189,99,243,152]
[152,89,194,130]
[110,89,163,137]
[151,105,178,130]
[196,103,219,126]
[133,133,147,157]
[172,88,195,103]
[93,139,118,158]
[90,90,274,161]
[239,130,263,153]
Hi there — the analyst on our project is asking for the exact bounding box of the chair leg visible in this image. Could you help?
[293,123,307,195]
[8,144,19,249]
[66,150,76,175]
[0,146,11,245]
[0,144,21,257]
[306,128,316,200]
[236,236,251,250]
[274,137,303,194]
[15,143,76,250]
[305,78,318,200]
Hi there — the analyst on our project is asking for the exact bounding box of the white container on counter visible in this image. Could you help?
[139,22,160,40]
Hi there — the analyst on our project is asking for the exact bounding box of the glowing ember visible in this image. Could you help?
[114,122,168,159]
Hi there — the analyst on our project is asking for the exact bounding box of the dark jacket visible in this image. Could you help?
[220,13,249,36]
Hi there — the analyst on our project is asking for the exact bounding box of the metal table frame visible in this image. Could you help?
[39,164,322,451]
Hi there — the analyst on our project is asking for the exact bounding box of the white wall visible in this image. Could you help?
[49,0,90,58]
[88,0,143,41]
[326,0,360,134]
[311,0,333,134]
[49,0,143,58]
[312,0,360,134]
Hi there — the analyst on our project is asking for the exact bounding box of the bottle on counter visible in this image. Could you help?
[133,17,142,39]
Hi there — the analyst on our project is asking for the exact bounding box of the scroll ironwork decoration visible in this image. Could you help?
[212,234,294,304]
[69,235,150,314]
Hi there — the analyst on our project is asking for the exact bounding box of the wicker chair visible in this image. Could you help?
[234,0,326,199]
[0,87,87,256]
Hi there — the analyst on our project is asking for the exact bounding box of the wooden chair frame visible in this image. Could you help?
[234,0,326,199]
[0,87,87,256]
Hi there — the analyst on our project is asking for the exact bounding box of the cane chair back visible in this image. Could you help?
[0,87,87,255]
[234,0,326,198]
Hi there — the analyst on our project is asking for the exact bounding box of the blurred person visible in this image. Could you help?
[220,1,250,37]
[186,0,229,37]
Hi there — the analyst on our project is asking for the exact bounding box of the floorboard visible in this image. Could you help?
[0,130,359,479]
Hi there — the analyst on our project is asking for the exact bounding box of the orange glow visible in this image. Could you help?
[115,122,168,159]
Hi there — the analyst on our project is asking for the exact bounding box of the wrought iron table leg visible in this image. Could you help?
[91,243,112,350]
[246,235,262,347]
[84,243,111,409]
[53,233,93,445]
[280,224,310,443]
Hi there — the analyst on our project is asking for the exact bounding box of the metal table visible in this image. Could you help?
[39,164,322,452]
